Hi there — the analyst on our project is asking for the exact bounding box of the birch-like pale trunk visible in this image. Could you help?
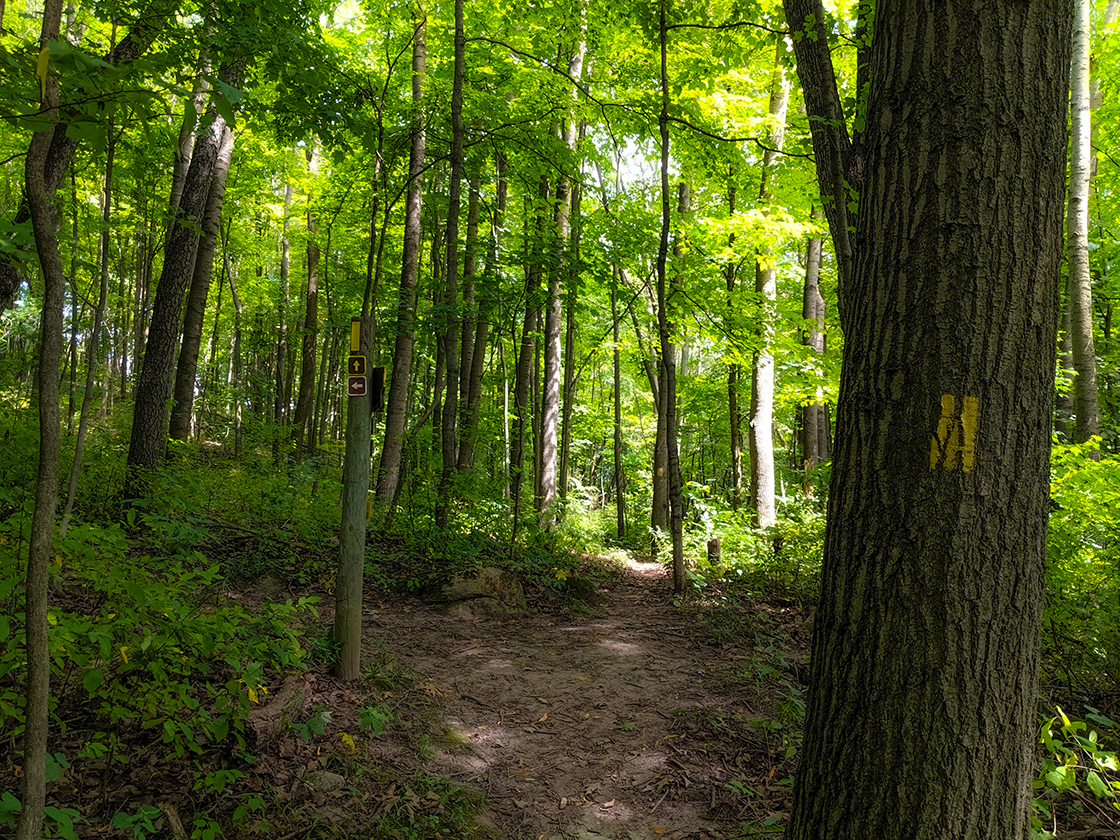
[1068,0,1098,446]
[748,44,789,529]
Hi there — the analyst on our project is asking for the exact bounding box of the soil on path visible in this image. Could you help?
[357,563,803,840]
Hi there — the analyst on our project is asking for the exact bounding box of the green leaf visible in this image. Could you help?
[44,752,68,783]
[1046,764,1072,789]
[81,668,103,694]
[1086,770,1112,798]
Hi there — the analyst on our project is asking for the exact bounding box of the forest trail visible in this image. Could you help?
[353,564,801,839]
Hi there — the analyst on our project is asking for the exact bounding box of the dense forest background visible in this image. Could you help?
[3,0,1120,836]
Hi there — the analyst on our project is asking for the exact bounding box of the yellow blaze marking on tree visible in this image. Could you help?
[350,317,361,353]
[929,394,979,472]
[36,46,50,102]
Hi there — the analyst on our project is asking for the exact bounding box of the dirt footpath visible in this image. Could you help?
[364,564,798,839]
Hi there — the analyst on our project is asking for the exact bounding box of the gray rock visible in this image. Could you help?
[301,770,346,792]
[423,567,527,619]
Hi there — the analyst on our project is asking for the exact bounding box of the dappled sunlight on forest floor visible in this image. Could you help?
[5,562,811,838]
[327,565,809,839]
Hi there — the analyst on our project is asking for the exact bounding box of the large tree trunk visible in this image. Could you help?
[377,8,426,504]
[124,64,240,497]
[786,2,1071,837]
[1068,0,1099,446]
[18,0,64,833]
[748,44,789,528]
[169,118,236,442]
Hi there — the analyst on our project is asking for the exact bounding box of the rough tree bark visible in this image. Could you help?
[124,62,241,498]
[169,117,236,442]
[785,1,1072,837]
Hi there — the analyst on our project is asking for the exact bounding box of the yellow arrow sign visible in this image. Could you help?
[348,355,367,376]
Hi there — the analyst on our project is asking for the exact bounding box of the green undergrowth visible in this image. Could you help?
[1045,441,1120,702]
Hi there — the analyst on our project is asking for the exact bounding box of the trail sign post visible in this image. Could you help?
[335,315,373,679]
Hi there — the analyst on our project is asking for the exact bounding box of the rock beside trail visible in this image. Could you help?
[297,770,347,792]
[422,566,527,619]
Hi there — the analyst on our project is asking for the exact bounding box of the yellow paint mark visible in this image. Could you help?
[350,317,361,353]
[36,46,50,103]
[930,394,979,472]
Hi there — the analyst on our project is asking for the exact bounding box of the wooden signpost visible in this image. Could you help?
[334,315,374,679]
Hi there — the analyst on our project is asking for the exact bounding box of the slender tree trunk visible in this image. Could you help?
[169,118,235,442]
[65,173,79,436]
[18,0,64,832]
[511,178,548,511]
[611,272,625,541]
[458,167,480,447]
[294,150,320,459]
[657,0,685,594]
[1068,0,1099,446]
[786,2,1072,836]
[459,152,508,470]
[61,120,115,534]
[435,0,465,529]
[725,180,743,512]
[559,157,584,502]
[1056,291,1075,437]
[275,181,292,459]
[748,44,789,528]
[377,8,426,503]
[166,65,210,246]
[539,41,585,526]
[800,207,827,491]
[782,0,858,310]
